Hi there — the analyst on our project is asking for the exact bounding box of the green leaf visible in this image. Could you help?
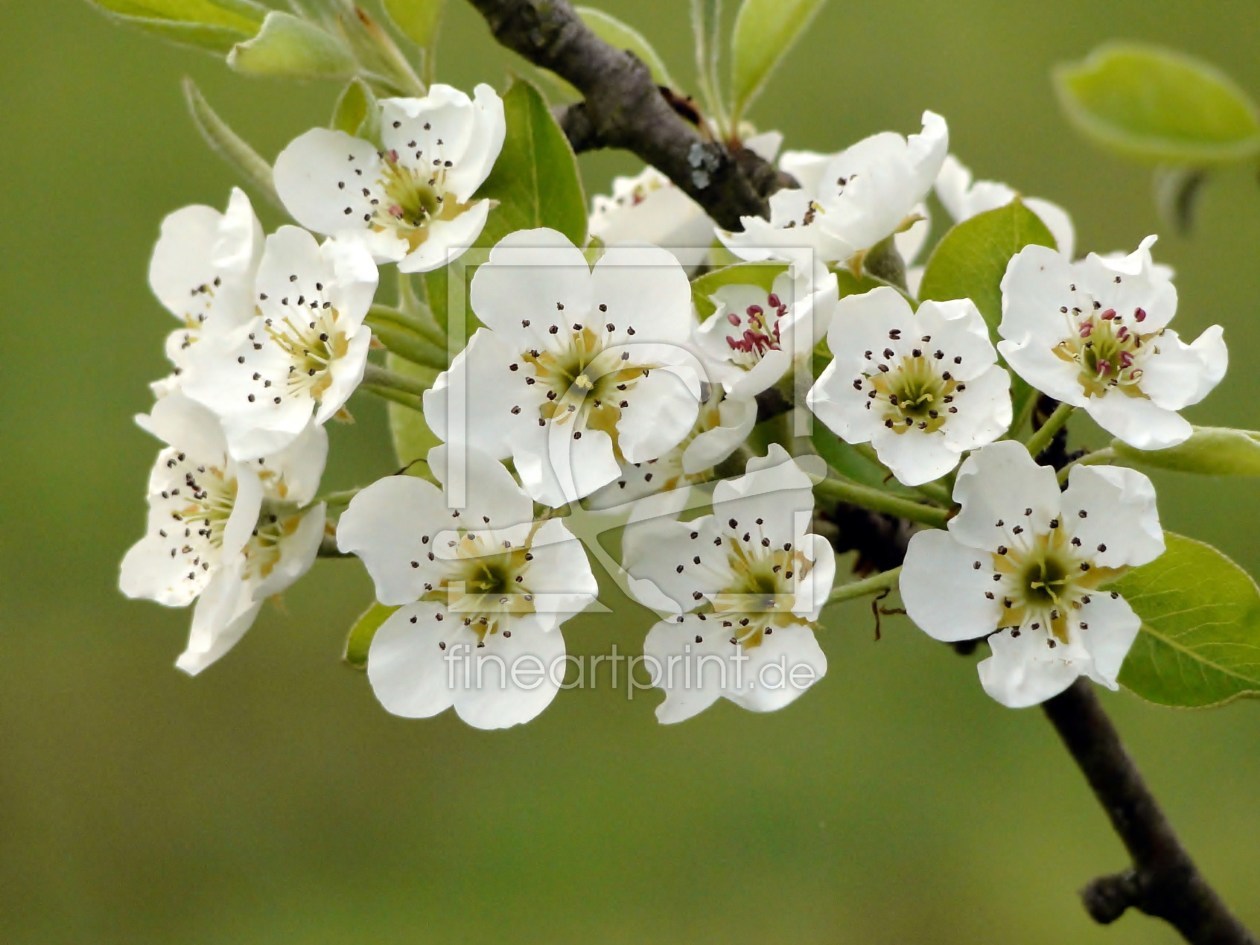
[227,11,357,80]
[730,0,825,120]
[1112,427,1260,476]
[1055,43,1260,165]
[1115,534,1260,707]
[331,77,379,138]
[87,0,264,32]
[386,353,440,476]
[919,200,1057,330]
[382,0,444,50]
[98,15,249,52]
[425,78,587,332]
[575,7,676,87]
[344,601,398,670]
[918,200,1057,421]
[182,79,283,211]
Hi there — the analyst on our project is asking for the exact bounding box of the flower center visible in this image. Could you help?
[1054,303,1151,397]
[426,531,538,641]
[724,292,787,367]
[855,334,965,435]
[709,539,813,649]
[372,150,466,252]
[983,524,1117,643]
[519,326,650,451]
[261,309,350,403]
[243,502,304,581]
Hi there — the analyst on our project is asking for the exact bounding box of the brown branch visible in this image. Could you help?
[466,0,779,230]
[1042,680,1256,945]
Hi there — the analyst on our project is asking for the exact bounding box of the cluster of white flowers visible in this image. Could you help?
[123,83,1231,726]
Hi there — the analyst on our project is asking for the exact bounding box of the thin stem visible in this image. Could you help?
[371,302,447,349]
[360,382,424,411]
[1042,680,1256,944]
[307,487,360,511]
[814,477,950,529]
[362,362,431,397]
[365,315,448,369]
[1025,402,1074,458]
[1009,390,1039,441]
[826,566,901,606]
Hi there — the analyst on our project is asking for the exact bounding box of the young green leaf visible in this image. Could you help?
[425,78,587,333]
[1115,533,1260,707]
[227,11,357,80]
[382,0,444,50]
[331,77,379,138]
[344,601,399,670]
[1055,43,1260,165]
[730,0,825,121]
[575,7,677,88]
[87,0,264,32]
[182,78,283,210]
[1112,427,1260,476]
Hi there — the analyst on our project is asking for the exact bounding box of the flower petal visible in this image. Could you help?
[901,528,1004,642]
[1060,465,1164,569]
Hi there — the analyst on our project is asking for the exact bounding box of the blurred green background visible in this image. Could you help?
[2,2,1258,943]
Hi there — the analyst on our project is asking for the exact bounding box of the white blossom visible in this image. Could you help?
[148,187,263,391]
[336,446,598,729]
[181,226,379,460]
[900,441,1164,707]
[589,132,782,272]
[424,228,704,507]
[622,446,834,723]
[718,112,948,267]
[120,394,328,674]
[274,84,505,273]
[999,236,1227,450]
[695,262,838,399]
[807,287,1011,486]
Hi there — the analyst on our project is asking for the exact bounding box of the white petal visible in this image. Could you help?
[1025,197,1076,258]
[622,517,731,613]
[515,422,621,506]
[681,394,757,474]
[337,475,449,603]
[517,518,599,618]
[468,228,593,345]
[727,624,828,714]
[1085,392,1192,450]
[273,128,387,246]
[252,504,326,600]
[1061,465,1164,569]
[869,425,960,486]
[998,243,1079,346]
[793,533,837,621]
[591,243,694,345]
[1138,325,1227,411]
[616,363,702,463]
[949,441,1061,550]
[397,198,491,273]
[940,364,1013,451]
[711,445,816,550]
[428,443,534,527]
[914,298,999,379]
[423,328,527,460]
[997,337,1088,406]
[643,615,730,723]
[978,625,1082,708]
[255,421,329,506]
[1077,592,1141,688]
[367,601,474,718]
[901,528,1004,642]
[452,616,567,729]
[177,558,260,675]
